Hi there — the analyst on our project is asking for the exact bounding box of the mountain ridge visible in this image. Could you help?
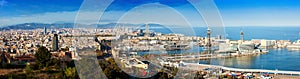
[0,23,167,30]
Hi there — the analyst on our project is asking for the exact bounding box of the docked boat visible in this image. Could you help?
[261,49,269,53]
[165,44,190,51]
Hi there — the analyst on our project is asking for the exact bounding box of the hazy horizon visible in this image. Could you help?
[2,22,300,28]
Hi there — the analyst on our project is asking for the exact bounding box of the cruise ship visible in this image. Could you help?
[286,40,300,50]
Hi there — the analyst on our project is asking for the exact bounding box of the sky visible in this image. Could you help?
[1,0,300,27]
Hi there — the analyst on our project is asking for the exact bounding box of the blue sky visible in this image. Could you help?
[1,0,300,27]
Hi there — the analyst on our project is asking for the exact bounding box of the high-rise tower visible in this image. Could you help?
[44,26,47,35]
[145,23,150,37]
[52,34,59,51]
[206,27,211,47]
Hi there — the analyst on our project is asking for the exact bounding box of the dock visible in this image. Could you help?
[163,52,267,61]
[182,62,300,75]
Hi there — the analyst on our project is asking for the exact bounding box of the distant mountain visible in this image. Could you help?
[0,23,75,30]
[0,23,167,30]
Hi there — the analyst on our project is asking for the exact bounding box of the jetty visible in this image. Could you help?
[181,62,300,76]
[163,51,267,61]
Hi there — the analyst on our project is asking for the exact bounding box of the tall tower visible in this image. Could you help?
[44,26,47,35]
[217,35,222,39]
[145,23,150,37]
[52,34,59,51]
[206,27,211,47]
[240,31,244,42]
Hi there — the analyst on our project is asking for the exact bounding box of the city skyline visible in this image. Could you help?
[1,0,300,78]
[1,0,300,27]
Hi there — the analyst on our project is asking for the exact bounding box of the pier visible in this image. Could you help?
[163,52,267,61]
[182,62,300,76]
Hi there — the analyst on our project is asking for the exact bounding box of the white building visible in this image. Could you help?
[252,39,276,47]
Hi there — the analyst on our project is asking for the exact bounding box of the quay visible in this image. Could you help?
[63,34,116,37]
[181,62,300,76]
[163,51,267,61]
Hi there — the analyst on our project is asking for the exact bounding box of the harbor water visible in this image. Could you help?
[200,48,300,71]
[138,26,300,71]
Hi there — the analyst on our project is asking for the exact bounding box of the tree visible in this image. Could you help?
[0,51,10,68]
[64,67,78,79]
[34,46,52,69]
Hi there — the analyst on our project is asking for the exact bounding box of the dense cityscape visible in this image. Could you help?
[1,0,300,79]
[0,23,300,78]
